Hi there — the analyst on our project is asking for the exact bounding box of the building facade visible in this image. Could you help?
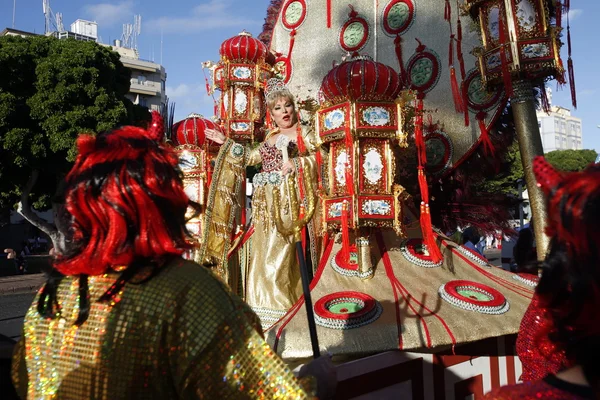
[537,105,583,153]
[110,45,167,112]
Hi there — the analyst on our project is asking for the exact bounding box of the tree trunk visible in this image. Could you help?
[17,170,65,253]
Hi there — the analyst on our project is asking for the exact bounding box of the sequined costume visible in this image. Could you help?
[516,294,570,382]
[483,375,594,399]
[12,258,312,399]
[200,125,322,329]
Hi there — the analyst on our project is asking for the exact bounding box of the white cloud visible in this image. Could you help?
[565,9,583,21]
[166,84,192,98]
[146,0,260,34]
[82,1,134,27]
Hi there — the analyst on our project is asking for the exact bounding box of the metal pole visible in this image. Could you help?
[511,79,550,260]
[296,241,320,359]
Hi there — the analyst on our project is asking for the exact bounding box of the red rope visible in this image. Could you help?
[377,232,458,349]
[341,201,351,264]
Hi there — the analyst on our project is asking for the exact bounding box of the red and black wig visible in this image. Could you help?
[533,157,600,390]
[38,112,195,324]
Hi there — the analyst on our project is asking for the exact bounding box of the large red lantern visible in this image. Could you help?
[204,31,274,143]
[316,55,407,279]
[171,113,223,253]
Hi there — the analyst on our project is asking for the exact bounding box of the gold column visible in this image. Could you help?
[511,79,550,260]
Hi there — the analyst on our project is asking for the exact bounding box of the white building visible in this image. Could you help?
[536,89,583,153]
[110,43,167,112]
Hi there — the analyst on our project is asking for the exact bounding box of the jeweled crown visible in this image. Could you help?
[264,78,289,99]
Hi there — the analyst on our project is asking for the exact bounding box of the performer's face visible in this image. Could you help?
[270,97,295,129]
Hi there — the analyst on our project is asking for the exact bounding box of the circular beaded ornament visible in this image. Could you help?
[399,238,443,268]
[512,273,539,287]
[438,280,509,314]
[455,245,491,267]
[330,249,373,279]
[314,291,383,330]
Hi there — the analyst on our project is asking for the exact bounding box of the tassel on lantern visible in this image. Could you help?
[315,149,323,191]
[456,9,466,80]
[476,112,495,155]
[540,85,551,114]
[567,25,577,108]
[450,66,464,113]
[341,201,351,264]
[345,127,354,197]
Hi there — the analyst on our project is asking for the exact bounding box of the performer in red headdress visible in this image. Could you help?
[484,157,599,399]
[11,113,330,399]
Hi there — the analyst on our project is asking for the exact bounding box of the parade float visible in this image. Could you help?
[190,0,572,397]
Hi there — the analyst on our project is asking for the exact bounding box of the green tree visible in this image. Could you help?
[0,35,150,249]
[545,149,597,172]
[476,140,524,196]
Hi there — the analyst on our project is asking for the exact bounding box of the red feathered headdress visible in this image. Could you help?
[54,111,191,276]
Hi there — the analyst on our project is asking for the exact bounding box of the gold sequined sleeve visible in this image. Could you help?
[11,335,28,399]
[245,143,262,167]
[168,278,312,399]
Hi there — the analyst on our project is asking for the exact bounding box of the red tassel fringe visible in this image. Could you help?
[456,17,466,80]
[341,201,351,263]
[450,67,464,113]
[414,98,442,263]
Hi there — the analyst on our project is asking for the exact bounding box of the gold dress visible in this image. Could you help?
[11,258,311,399]
[200,125,322,329]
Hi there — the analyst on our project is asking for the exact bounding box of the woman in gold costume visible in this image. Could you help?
[204,78,323,330]
[11,113,334,399]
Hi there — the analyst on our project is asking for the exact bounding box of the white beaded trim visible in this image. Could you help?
[400,239,443,268]
[455,246,491,267]
[330,251,374,279]
[512,274,538,287]
[315,298,383,330]
[438,284,510,315]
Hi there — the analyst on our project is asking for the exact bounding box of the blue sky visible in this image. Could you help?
[1,0,598,151]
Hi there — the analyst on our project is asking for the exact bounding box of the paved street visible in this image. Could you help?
[0,293,35,341]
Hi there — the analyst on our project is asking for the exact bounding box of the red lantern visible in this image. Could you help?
[320,56,401,104]
[173,113,221,147]
[205,32,275,143]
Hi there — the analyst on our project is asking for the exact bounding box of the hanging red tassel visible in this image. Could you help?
[540,85,551,113]
[448,34,454,66]
[498,15,513,97]
[414,97,442,263]
[394,35,407,86]
[345,127,354,196]
[456,13,466,80]
[341,201,351,264]
[296,124,307,155]
[450,67,464,113]
[444,0,451,22]
[299,204,307,256]
[327,0,332,28]
[315,149,323,191]
[476,111,495,156]
[567,24,577,108]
